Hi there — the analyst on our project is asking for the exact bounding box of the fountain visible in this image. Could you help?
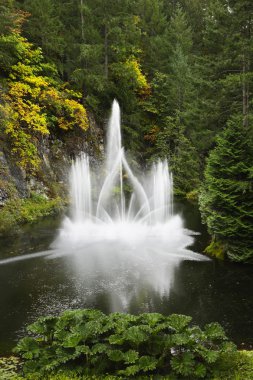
[68,100,173,229]
[53,100,205,257]
[0,100,209,310]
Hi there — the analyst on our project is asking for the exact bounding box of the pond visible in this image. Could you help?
[0,200,252,354]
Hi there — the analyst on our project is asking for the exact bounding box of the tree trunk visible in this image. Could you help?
[80,0,84,42]
[242,55,249,127]
[104,25,108,79]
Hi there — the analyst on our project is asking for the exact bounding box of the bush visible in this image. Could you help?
[14,309,235,379]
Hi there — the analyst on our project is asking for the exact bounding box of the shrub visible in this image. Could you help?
[15,309,235,379]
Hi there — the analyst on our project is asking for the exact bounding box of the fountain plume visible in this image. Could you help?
[70,100,173,226]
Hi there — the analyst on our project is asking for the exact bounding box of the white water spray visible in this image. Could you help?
[55,100,203,256]
[0,100,209,307]
[68,100,173,228]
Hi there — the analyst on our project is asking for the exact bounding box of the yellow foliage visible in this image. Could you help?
[124,59,151,97]
[42,90,89,131]
[25,75,49,88]
[1,32,89,172]
[62,98,89,131]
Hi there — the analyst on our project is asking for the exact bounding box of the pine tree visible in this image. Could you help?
[199,115,253,262]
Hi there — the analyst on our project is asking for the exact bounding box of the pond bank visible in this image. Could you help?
[0,194,65,237]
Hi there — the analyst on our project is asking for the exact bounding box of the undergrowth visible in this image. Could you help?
[13,309,237,379]
[0,194,63,235]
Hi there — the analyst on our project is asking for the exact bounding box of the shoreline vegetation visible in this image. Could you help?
[0,194,65,237]
[0,309,252,380]
[1,351,253,379]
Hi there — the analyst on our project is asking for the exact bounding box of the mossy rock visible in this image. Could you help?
[205,240,225,260]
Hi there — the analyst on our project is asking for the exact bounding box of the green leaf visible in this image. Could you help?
[75,345,91,355]
[118,365,140,376]
[171,352,195,376]
[124,325,150,344]
[55,346,79,364]
[62,333,82,348]
[138,313,164,327]
[107,349,125,362]
[14,337,40,359]
[171,333,191,346]
[124,350,139,364]
[92,343,108,354]
[204,322,226,340]
[166,314,192,332]
[194,363,207,378]
[108,334,124,345]
[138,355,158,372]
[28,316,57,336]
[200,349,219,364]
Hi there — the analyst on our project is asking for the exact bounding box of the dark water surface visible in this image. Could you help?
[0,201,252,354]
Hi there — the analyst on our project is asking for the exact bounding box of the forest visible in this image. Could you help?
[0,0,253,379]
[0,0,252,262]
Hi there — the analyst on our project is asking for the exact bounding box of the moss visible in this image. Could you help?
[211,350,253,380]
[205,239,226,260]
[186,189,199,202]
[0,178,18,199]
[0,194,64,236]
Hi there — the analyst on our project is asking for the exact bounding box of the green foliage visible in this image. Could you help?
[204,239,225,260]
[186,189,199,202]
[199,115,253,262]
[212,350,253,380]
[0,356,22,380]
[15,309,235,379]
[1,351,253,379]
[20,0,65,71]
[0,194,63,235]
[145,115,200,194]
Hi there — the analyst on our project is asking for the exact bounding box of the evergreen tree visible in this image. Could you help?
[199,116,253,262]
[0,0,25,71]
[166,6,194,118]
[136,0,168,75]
[17,0,65,73]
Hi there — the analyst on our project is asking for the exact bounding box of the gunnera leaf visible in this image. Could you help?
[166,314,192,332]
[204,322,226,340]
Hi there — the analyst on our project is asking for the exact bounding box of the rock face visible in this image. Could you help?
[0,188,8,206]
[0,117,103,205]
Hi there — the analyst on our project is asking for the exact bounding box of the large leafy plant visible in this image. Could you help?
[15,309,235,378]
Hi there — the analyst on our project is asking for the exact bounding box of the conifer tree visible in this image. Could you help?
[18,0,65,72]
[199,116,253,262]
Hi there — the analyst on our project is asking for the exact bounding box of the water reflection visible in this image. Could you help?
[0,208,252,353]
